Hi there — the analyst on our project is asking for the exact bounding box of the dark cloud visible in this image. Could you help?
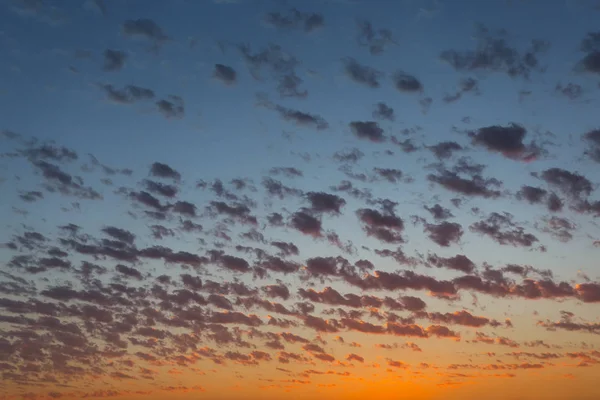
[30,161,102,200]
[440,24,548,78]
[262,177,303,199]
[356,20,396,55]
[428,141,463,160]
[259,256,300,274]
[103,49,127,71]
[19,190,44,202]
[555,82,583,100]
[290,211,322,237]
[173,201,197,217]
[583,129,600,163]
[122,18,168,43]
[346,353,364,363]
[115,264,143,280]
[539,168,592,202]
[443,77,480,103]
[393,71,423,93]
[272,104,328,130]
[357,208,404,244]
[209,251,251,273]
[391,136,419,153]
[428,169,502,198]
[579,51,600,74]
[333,148,364,164]
[129,190,169,212]
[213,64,237,85]
[100,84,155,104]
[578,32,600,74]
[349,121,386,143]
[372,102,395,121]
[262,283,291,301]
[150,162,181,181]
[516,185,547,204]
[102,226,135,245]
[470,212,539,247]
[269,167,303,178]
[424,222,464,247]
[470,123,539,161]
[427,254,476,274]
[343,58,382,88]
[538,216,576,243]
[373,168,403,183]
[305,192,346,214]
[516,185,563,213]
[264,8,324,33]
[156,95,184,119]
[144,180,178,198]
[418,310,495,328]
[270,241,299,257]
[239,44,306,98]
[424,204,454,221]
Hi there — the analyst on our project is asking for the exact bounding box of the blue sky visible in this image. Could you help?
[1,1,600,399]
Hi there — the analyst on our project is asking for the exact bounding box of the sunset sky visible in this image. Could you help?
[1,0,600,399]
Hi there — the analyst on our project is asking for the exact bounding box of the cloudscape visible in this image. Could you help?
[1,0,600,399]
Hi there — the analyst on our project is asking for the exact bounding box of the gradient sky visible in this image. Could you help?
[1,0,600,399]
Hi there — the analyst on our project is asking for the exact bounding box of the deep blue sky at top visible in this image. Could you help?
[1,0,599,282]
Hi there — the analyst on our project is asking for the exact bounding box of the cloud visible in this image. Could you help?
[428,141,464,160]
[102,226,135,245]
[213,64,237,85]
[424,221,464,247]
[144,180,178,198]
[470,123,539,161]
[417,310,496,328]
[555,82,583,100]
[262,283,291,300]
[357,208,404,244]
[156,95,185,119]
[264,8,324,33]
[583,129,600,162]
[269,167,303,178]
[373,168,403,183]
[343,58,382,88]
[578,32,600,74]
[115,264,143,280]
[305,192,346,214]
[393,71,423,93]
[100,84,155,104]
[443,78,480,103]
[440,24,548,78]
[427,169,502,198]
[427,254,476,274]
[356,20,396,55]
[424,204,454,221]
[290,211,322,237]
[239,44,306,98]
[346,353,364,363]
[516,185,563,212]
[539,168,592,202]
[538,313,600,335]
[372,102,395,121]
[470,212,538,247]
[103,49,127,71]
[271,104,328,130]
[150,162,181,181]
[349,121,386,142]
[471,332,519,347]
[122,18,168,43]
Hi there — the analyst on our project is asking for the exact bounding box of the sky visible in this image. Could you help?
[1,0,600,399]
